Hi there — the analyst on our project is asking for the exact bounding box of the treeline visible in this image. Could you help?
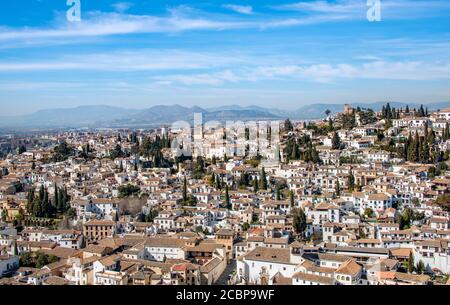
[284,135,320,163]
[118,184,141,198]
[49,141,74,162]
[109,133,171,168]
[381,103,428,120]
[398,126,438,163]
[26,185,70,218]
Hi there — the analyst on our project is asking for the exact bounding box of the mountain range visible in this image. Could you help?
[0,101,449,129]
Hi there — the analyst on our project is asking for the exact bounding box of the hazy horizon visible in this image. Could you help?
[2,100,450,117]
[1,0,450,116]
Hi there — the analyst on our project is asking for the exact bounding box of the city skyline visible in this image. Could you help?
[1,0,450,115]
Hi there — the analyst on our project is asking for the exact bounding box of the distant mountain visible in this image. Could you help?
[110,105,209,127]
[0,101,449,129]
[0,105,138,128]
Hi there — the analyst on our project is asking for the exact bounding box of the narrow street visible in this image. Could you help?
[214,259,237,285]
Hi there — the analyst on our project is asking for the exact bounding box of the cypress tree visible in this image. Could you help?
[62,187,69,211]
[32,196,42,217]
[414,133,420,162]
[225,184,231,209]
[408,252,415,273]
[260,167,268,190]
[41,189,50,218]
[332,132,341,149]
[253,177,259,193]
[210,173,216,187]
[386,103,392,119]
[348,172,355,192]
[215,174,220,189]
[443,123,449,141]
[54,185,59,212]
[27,189,35,213]
[335,179,341,196]
[182,176,188,202]
[39,185,45,203]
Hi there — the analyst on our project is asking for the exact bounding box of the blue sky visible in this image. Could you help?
[0,0,450,115]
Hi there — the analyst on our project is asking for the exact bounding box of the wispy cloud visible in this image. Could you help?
[154,61,450,85]
[0,50,250,72]
[0,3,399,44]
[277,0,364,14]
[223,4,254,15]
[112,2,134,13]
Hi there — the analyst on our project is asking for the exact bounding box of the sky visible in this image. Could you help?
[0,0,450,115]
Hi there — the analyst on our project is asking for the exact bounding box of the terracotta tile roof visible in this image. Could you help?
[335,260,361,277]
[293,272,335,285]
[244,247,293,265]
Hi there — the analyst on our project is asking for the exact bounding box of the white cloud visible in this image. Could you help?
[0,3,388,44]
[112,2,134,13]
[153,61,450,85]
[0,50,250,72]
[0,1,448,46]
[0,10,252,42]
[223,4,253,15]
[156,70,239,86]
[278,0,363,14]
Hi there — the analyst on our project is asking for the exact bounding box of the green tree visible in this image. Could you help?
[292,208,307,237]
[35,252,58,269]
[331,132,341,149]
[253,177,259,193]
[225,184,231,210]
[284,119,293,132]
[208,173,215,186]
[1,209,7,222]
[408,252,415,274]
[110,144,124,160]
[435,194,450,211]
[416,260,425,274]
[118,184,140,198]
[51,141,74,162]
[182,176,188,202]
[364,208,374,218]
[259,167,268,190]
[443,123,449,141]
[19,252,33,267]
[335,179,341,197]
[53,185,59,212]
[348,172,355,192]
